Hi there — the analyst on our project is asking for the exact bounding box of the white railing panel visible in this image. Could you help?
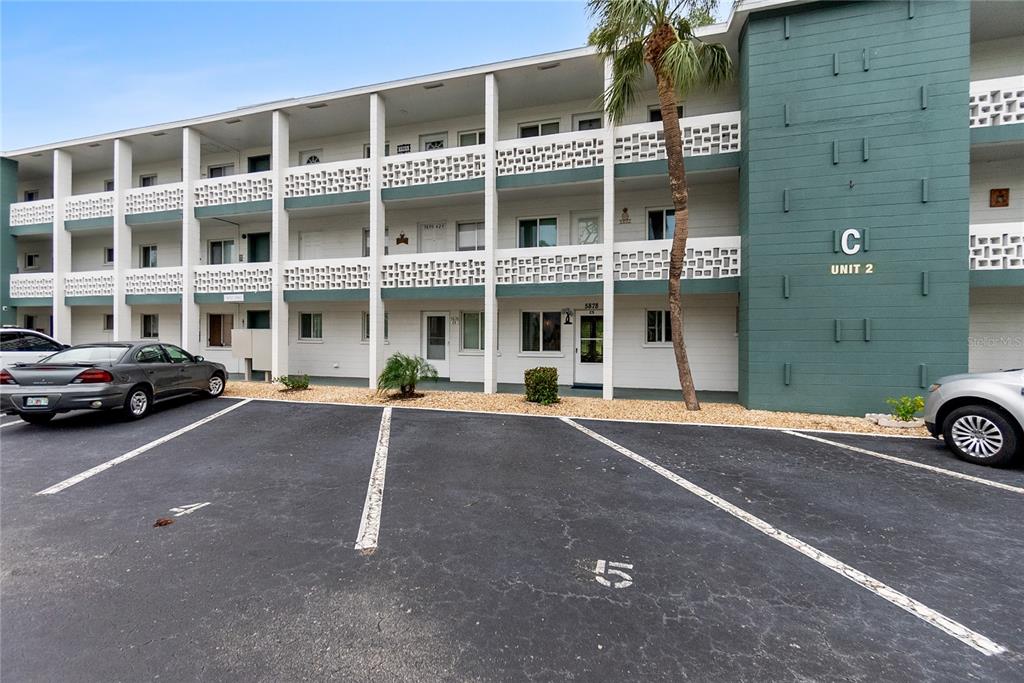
[10,272,54,298]
[125,266,184,295]
[970,76,1024,128]
[194,263,273,293]
[614,236,741,280]
[614,111,741,164]
[65,191,115,221]
[495,130,604,177]
[65,270,114,297]
[283,258,372,290]
[382,146,487,188]
[380,251,487,288]
[10,199,55,227]
[970,223,1024,270]
[125,183,184,215]
[193,172,273,208]
[494,244,604,285]
[284,159,372,197]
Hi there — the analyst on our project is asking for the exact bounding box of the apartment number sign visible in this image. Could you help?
[829,228,874,276]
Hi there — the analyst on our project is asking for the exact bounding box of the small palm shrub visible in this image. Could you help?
[886,395,925,422]
[275,374,310,391]
[524,367,559,405]
[377,353,438,397]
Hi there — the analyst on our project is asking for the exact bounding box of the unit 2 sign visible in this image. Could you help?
[830,228,874,276]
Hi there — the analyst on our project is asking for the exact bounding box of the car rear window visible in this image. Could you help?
[40,346,128,364]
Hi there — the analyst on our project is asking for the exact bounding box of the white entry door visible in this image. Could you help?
[422,312,449,378]
[418,221,448,253]
[298,231,324,259]
[574,312,603,386]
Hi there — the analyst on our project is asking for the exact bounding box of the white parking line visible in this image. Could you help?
[35,399,252,496]
[0,420,23,429]
[354,406,392,554]
[562,417,1007,657]
[784,430,1024,495]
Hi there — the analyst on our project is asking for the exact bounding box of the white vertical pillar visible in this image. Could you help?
[270,110,290,378]
[181,127,201,349]
[51,149,72,341]
[367,93,387,386]
[483,73,499,394]
[601,57,616,400]
[112,139,132,340]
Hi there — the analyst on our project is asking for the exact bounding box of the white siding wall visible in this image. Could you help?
[289,218,366,260]
[70,233,114,271]
[386,201,485,255]
[625,85,741,123]
[969,287,1024,373]
[132,305,181,345]
[70,306,113,345]
[971,37,1024,80]
[289,131,368,166]
[201,146,272,179]
[497,190,604,248]
[131,228,182,268]
[499,98,600,140]
[18,306,53,335]
[614,178,740,242]
[387,114,486,154]
[197,303,269,374]
[971,158,1023,225]
[16,237,53,273]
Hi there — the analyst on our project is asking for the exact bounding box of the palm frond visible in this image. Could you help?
[587,0,654,49]
[660,38,700,93]
[598,40,646,124]
[696,41,732,90]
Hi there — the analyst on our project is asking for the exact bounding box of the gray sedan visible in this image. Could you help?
[0,342,227,424]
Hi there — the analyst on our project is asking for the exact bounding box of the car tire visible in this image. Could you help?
[123,386,152,420]
[205,373,226,398]
[20,413,54,425]
[942,405,1020,467]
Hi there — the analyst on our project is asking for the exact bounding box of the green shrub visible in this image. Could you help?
[524,367,559,405]
[275,374,310,391]
[886,395,925,422]
[377,353,438,397]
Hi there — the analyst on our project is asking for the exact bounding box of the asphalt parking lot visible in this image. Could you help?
[2,398,1023,681]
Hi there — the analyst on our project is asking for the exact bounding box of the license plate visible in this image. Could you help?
[24,397,49,407]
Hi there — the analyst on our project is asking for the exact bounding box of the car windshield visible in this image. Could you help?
[38,346,128,364]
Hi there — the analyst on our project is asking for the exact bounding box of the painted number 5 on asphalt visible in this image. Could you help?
[594,560,634,588]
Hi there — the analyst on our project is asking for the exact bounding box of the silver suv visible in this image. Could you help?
[924,369,1024,466]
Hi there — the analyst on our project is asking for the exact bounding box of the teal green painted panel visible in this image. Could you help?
[10,297,52,307]
[66,295,113,306]
[382,179,483,201]
[970,124,1024,146]
[496,282,602,298]
[195,200,272,218]
[66,217,113,231]
[194,291,272,303]
[12,222,53,236]
[126,210,182,225]
[614,278,739,295]
[613,152,741,178]
[126,294,182,305]
[284,191,370,210]
[496,167,602,189]
[283,288,369,302]
[970,270,1024,288]
[381,285,484,300]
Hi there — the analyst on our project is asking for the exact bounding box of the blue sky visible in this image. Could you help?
[1,1,730,151]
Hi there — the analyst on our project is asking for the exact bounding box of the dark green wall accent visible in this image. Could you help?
[615,278,739,295]
[614,152,742,178]
[195,200,272,219]
[66,295,113,306]
[381,285,484,300]
[496,282,602,298]
[0,158,16,324]
[194,291,272,303]
[970,124,1024,146]
[10,297,52,307]
[970,270,1024,288]
[382,179,483,201]
[126,210,182,225]
[284,191,370,210]
[11,222,53,236]
[284,288,369,302]
[739,0,970,416]
[126,294,182,305]
[66,217,114,231]
[496,167,602,189]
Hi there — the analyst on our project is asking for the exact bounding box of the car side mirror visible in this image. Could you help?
[194,355,204,362]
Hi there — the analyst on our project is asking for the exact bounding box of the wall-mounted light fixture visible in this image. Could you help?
[562,308,574,325]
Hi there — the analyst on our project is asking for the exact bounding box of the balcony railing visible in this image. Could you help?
[381,251,487,288]
[65,191,115,222]
[10,199,55,227]
[614,237,741,280]
[495,244,604,285]
[284,257,372,291]
[970,223,1023,270]
[284,159,371,197]
[125,266,184,295]
[10,272,53,298]
[614,111,742,164]
[125,183,184,215]
[970,76,1024,128]
[193,171,274,208]
[382,146,487,188]
[194,263,273,293]
[65,270,114,297]
[496,130,604,176]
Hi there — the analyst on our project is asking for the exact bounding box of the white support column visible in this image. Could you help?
[270,110,290,378]
[601,56,616,400]
[181,128,201,350]
[51,149,72,341]
[483,73,499,394]
[367,93,387,386]
[112,139,132,340]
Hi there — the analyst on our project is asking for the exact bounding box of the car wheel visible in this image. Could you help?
[943,405,1019,466]
[206,373,225,398]
[20,413,54,425]
[124,386,152,420]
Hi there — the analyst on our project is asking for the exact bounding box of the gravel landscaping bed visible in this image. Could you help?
[224,381,930,437]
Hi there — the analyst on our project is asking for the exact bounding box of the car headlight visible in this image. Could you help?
[928,383,942,393]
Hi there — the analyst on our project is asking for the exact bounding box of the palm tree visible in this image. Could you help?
[589,0,732,410]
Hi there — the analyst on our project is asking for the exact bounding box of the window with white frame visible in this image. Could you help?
[648,105,684,122]
[299,313,323,341]
[573,112,603,131]
[647,208,675,240]
[24,253,40,270]
[461,311,485,351]
[456,221,484,251]
[104,179,115,192]
[139,174,157,187]
[208,313,233,347]
[362,228,389,257]
[458,129,485,146]
[519,120,560,138]
[103,314,114,331]
[103,247,114,265]
[521,311,561,352]
[362,143,391,158]
[207,164,234,178]
[208,239,235,265]
[646,310,673,344]
[23,190,39,202]
[518,217,557,248]
[140,245,158,268]
[298,149,322,165]
[141,314,159,338]
[361,311,389,341]
[420,132,447,151]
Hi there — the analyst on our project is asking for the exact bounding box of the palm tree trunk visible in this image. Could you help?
[656,74,700,411]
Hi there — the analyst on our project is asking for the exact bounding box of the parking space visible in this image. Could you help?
[2,400,1022,680]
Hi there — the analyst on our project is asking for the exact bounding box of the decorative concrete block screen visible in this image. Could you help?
[284,160,371,197]
[969,223,1024,270]
[614,237,741,280]
[283,258,372,290]
[614,112,741,164]
[194,172,273,208]
[125,267,184,295]
[382,147,487,188]
[9,273,54,298]
[65,270,114,297]
[193,264,273,293]
[125,183,184,215]
[495,131,604,176]
[380,254,487,288]
[65,192,115,221]
[10,199,55,226]
[969,76,1024,128]
[494,245,603,284]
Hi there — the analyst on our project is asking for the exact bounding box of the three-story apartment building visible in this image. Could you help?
[2,0,1021,415]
